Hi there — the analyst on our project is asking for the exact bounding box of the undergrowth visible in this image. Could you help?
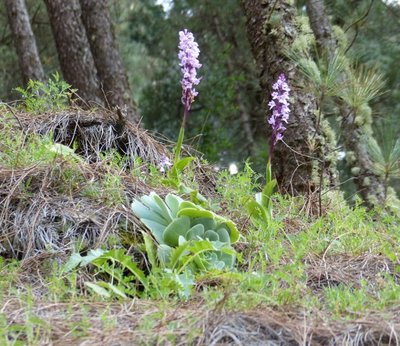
[1,105,399,344]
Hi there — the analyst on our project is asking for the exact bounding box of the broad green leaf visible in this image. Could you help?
[84,282,111,298]
[143,233,157,267]
[261,179,277,208]
[140,218,165,243]
[141,194,168,219]
[219,251,235,268]
[216,227,230,243]
[63,253,83,273]
[93,249,148,289]
[132,200,169,226]
[191,217,216,230]
[158,244,173,266]
[80,248,106,266]
[174,157,195,172]
[186,224,205,240]
[178,208,214,219]
[152,193,173,222]
[163,217,191,246]
[215,218,240,243]
[102,282,127,298]
[168,241,190,269]
[178,201,199,209]
[165,194,183,217]
[204,230,219,241]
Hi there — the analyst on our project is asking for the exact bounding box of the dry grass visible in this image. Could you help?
[0,108,175,259]
[2,295,400,345]
[14,107,169,166]
[1,108,400,345]
[305,253,400,292]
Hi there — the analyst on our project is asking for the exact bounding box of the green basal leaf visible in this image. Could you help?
[63,253,83,273]
[178,207,214,219]
[192,217,216,230]
[140,218,165,243]
[84,282,111,298]
[216,227,230,243]
[186,224,205,240]
[204,230,219,241]
[93,249,148,289]
[99,282,127,299]
[158,244,173,266]
[141,194,168,219]
[178,201,199,209]
[80,248,106,266]
[143,233,157,268]
[165,194,183,217]
[261,179,277,208]
[152,193,173,223]
[218,251,235,268]
[168,241,191,270]
[216,219,240,243]
[174,156,195,172]
[132,200,169,226]
[163,216,191,246]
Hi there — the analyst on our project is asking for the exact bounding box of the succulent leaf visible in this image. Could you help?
[178,208,214,219]
[165,194,183,217]
[216,227,230,243]
[186,224,205,240]
[192,217,216,230]
[163,216,191,246]
[131,200,169,226]
[140,218,166,243]
[204,230,219,241]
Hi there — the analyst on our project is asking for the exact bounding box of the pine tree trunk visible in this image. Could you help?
[80,0,139,123]
[305,0,386,207]
[5,0,44,85]
[44,0,103,106]
[242,0,337,195]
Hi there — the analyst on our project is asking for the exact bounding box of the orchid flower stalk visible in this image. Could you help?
[266,72,291,183]
[268,73,291,162]
[174,29,201,164]
[247,73,291,228]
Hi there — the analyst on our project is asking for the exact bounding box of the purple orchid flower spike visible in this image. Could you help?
[178,29,202,127]
[174,29,202,165]
[268,73,291,159]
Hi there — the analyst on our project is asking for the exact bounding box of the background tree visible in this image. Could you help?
[44,0,103,105]
[80,0,139,123]
[4,0,44,85]
[242,0,337,194]
[305,0,388,207]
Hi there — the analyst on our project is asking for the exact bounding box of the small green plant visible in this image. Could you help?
[15,72,76,113]
[132,192,239,272]
[64,248,148,299]
[246,161,277,228]
[365,132,400,201]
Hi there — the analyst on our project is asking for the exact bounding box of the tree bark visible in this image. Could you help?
[5,0,44,85]
[243,0,337,195]
[80,0,139,123]
[305,0,386,207]
[44,0,103,106]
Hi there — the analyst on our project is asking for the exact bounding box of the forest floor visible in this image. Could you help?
[1,107,400,345]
